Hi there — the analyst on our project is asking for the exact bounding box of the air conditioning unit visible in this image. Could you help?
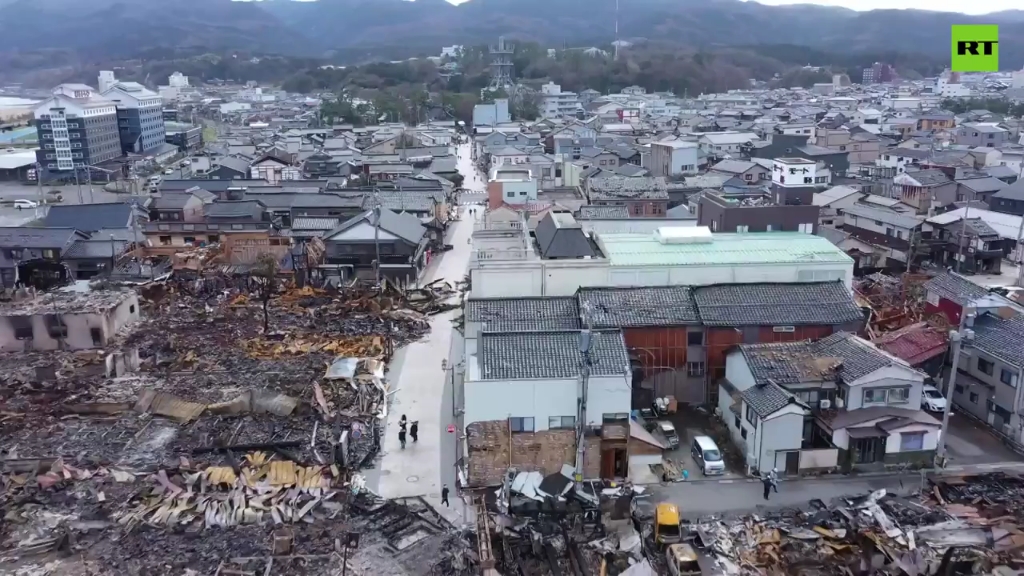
[819,399,832,410]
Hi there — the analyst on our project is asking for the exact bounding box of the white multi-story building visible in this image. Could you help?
[168,72,189,88]
[772,157,830,188]
[97,71,117,93]
[540,82,582,119]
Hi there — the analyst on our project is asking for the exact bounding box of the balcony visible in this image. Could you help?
[471,248,532,262]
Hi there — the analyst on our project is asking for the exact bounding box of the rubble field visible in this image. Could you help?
[0,276,470,575]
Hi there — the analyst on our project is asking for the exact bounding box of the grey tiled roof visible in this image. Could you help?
[739,332,902,386]
[578,205,630,219]
[741,380,797,418]
[694,282,863,327]
[64,239,128,259]
[466,297,580,332]
[588,176,669,200]
[972,313,1024,368]
[924,271,988,306]
[578,286,698,328]
[480,329,629,380]
[43,203,134,232]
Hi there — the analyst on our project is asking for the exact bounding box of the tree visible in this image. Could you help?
[510,88,541,121]
[251,253,280,334]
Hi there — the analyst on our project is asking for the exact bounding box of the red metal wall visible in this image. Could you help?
[623,326,689,374]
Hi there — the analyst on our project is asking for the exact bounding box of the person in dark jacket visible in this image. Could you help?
[410,421,419,443]
[441,484,450,507]
[398,428,406,449]
[761,474,772,501]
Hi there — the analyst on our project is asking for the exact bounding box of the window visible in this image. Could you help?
[231,224,244,230]
[632,204,642,215]
[734,415,741,429]
[687,362,705,377]
[740,427,747,439]
[744,173,752,181]
[548,416,575,429]
[955,384,964,394]
[509,417,534,432]
[736,225,749,233]
[208,235,220,243]
[711,220,718,232]
[798,223,814,234]
[863,387,909,405]
[978,357,994,375]
[129,305,136,314]
[1001,369,1019,388]
[900,432,925,451]
[745,405,757,425]
[687,331,704,346]
[804,177,812,184]
[11,316,33,340]
[42,316,65,339]
[41,249,57,259]
[159,236,172,245]
[969,392,979,404]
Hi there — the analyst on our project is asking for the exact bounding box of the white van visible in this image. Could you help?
[690,435,725,476]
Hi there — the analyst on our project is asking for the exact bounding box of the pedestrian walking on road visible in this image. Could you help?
[410,421,419,443]
[399,414,407,432]
[441,484,450,507]
[398,429,407,449]
[761,474,772,501]
[769,468,779,493]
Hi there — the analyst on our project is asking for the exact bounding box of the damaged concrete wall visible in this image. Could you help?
[0,294,140,351]
[466,420,601,487]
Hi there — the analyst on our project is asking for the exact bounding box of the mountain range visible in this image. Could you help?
[1,0,1023,67]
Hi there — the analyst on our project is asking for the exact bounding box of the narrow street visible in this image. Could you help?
[370,142,481,526]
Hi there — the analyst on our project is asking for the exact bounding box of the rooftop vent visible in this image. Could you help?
[654,226,712,245]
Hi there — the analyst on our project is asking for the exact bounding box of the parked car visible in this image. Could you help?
[921,385,947,413]
[691,435,726,476]
[13,199,38,209]
[163,169,174,175]
[657,421,680,449]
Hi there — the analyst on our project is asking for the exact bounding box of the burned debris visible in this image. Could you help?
[0,273,469,575]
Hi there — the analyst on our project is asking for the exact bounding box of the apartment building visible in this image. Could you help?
[33,84,121,175]
[102,81,167,154]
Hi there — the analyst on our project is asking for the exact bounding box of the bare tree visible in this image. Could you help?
[251,253,280,333]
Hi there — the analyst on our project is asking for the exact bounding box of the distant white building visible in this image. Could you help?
[540,82,581,119]
[97,71,117,93]
[440,45,463,59]
[168,72,189,88]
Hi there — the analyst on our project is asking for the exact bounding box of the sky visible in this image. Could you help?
[442,0,1017,14]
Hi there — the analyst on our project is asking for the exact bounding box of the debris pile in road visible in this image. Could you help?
[0,269,472,574]
[678,473,1024,576]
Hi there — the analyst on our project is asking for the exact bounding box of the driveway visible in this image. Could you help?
[944,412,1024,466]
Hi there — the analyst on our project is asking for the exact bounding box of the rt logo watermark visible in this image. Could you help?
[952,25,999,72]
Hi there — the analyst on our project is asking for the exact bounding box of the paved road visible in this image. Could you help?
[371,142,481,527]
[646,474,923,518]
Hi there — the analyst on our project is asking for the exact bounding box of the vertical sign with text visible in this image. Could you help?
[951,25,999,72]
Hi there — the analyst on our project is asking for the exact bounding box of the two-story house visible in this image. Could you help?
[0,227,88,288]
[719,332,939,475]
[893,169,957,214]
[957,123,1010,148]
[321,207,428,284]
[708,160,768,184]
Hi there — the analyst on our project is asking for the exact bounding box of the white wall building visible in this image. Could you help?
[464,330,632,431]
[469,228,854,298]
[540,82,582,119]
[772,157,830,187]
[0,290,140,352]
[168,72,190,88]
[97,71,117,93]
[648,140,699,177]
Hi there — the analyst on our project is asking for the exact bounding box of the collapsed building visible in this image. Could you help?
[0,273,469,575]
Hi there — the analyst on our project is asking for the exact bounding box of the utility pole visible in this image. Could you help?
[73,167,83,204]
[954,204,970,273]
[1014,212,1024,287]
[372,187,382,287]
[574,304,596,485]
[935,312,975,468]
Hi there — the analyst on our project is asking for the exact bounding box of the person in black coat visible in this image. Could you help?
[410,421,419,443]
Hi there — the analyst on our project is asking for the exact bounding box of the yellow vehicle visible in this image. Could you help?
[666,543,702,576]
[654,503,681,547]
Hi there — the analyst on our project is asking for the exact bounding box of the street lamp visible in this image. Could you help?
[934,312,976,468]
